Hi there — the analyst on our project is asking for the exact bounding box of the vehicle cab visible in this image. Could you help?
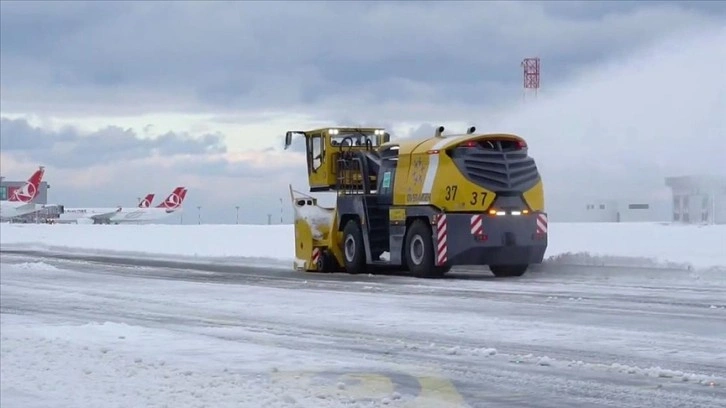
[284,127,390,192]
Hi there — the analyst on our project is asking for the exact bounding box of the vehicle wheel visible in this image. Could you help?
[404,219,448,278]
[319,249,341,273]
[342,219,366,274]
[489,264,528,277]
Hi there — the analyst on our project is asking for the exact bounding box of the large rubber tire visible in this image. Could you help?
[404,219,448,278]
[489,264,528,277]
[342,219,366,274]
[318,249,341,273]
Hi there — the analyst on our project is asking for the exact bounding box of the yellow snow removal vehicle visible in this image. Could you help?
[284,125,548,278]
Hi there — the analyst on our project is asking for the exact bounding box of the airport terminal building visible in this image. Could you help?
[0,177,50,204]
[0,177,53,222]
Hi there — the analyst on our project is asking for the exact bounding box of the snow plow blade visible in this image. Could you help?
[289,185,343,272]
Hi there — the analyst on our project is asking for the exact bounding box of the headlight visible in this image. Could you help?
[329,128,339,135]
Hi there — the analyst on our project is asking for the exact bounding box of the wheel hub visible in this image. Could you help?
[344,236,356,261]
[410,235,425,265]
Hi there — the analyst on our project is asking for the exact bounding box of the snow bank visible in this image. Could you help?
[546,222,726,271]
[0,224,293,261]
[1,222,724,270]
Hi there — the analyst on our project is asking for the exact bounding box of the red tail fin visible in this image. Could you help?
[156,187,186,209]
[138,193,155,208]
[8,166,45,203]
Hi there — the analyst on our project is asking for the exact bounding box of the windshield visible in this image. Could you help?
[330,132,380,148]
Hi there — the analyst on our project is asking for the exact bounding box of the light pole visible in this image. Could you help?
[279,198,283,224]
[235,206,240,224]
[267,214,272,225]
[197,206,201,225]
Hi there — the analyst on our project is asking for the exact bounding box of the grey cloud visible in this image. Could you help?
[2,1,723,117]
[177,155,295,180]
[0,117,77,150]
[154,132,227,155]
[541,1,726,19]
[0,117,227,168]
[286,136,307,154]
[401,124,437,140]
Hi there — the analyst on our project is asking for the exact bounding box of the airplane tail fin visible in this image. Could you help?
[138,193,155,208]
[156,187,187,210]
[8,166,45,203]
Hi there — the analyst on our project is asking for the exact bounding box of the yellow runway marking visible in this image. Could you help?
[337,372,396,400]
[405,375,468,407]
[269,368,469,406]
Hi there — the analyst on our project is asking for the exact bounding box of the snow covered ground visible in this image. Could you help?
[1,222,725,271]
[1,255,725,408]
[1,222,725,407]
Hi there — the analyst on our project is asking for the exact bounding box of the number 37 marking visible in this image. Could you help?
[445,185,458,201]
[470,191,488,205]
[444,185,488,206]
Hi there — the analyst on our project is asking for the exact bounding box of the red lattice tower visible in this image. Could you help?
[521,57,540,100]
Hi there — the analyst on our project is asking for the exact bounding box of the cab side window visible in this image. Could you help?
[308,133,324,172]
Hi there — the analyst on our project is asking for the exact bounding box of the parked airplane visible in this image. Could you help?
[59,190,178,224]
[0,166,45,220]
[37,192,156,224]
[58,187,186,224]
[109,187,187,224]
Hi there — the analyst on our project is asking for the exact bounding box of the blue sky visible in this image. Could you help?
[1,1,725,224]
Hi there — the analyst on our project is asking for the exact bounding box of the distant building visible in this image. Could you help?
[582,199,619,222]
[618,202,669,223]
[577,199,668,223]
[665,175,726,225]
[0,179,50,204]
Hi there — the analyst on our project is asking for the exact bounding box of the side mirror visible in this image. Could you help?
[284,131,293,150]
[383,132,391,143]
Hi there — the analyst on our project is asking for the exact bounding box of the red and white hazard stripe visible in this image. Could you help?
[536,213,548,234]
[436,214,448,266]
[470,214,484,236]
[311,247,321,269]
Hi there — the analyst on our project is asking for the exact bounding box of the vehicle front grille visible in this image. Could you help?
[451,148,541,192]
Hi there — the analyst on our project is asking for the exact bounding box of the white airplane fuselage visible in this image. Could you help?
[58,207,182,224]
[58,207,123,223]
[109,207,183,223]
